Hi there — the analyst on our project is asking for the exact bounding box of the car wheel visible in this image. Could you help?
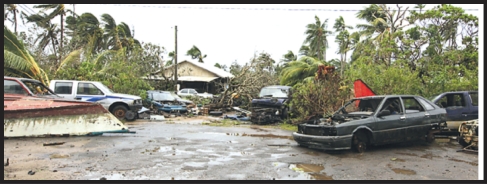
[125,111,137,122]
[352,131,368,153]
[112,105,128,120]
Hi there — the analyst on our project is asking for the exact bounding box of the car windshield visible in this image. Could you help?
[96,83,114,94]
[151,92,176,101]
[170,92,183,100]
[259,87,288,98]
[337,97,385,115]
[22,80,57,96]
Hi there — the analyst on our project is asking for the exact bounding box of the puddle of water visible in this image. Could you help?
[420,153,440,159]
[221,132,293,140]
[157,146,174,152]
[391,168,416,175]
[183,162,206,167]
[395,152,419,157]
[290,164,324,172]
[271,153,288,159]
[196,149,214,153]
[303,151,320,156]
[226,174,246,179]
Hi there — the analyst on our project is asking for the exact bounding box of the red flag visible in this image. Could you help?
[354,79,376,98]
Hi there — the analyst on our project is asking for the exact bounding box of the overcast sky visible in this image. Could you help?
[10,4,483,67]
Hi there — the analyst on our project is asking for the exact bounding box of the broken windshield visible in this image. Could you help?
[336,97,384,115]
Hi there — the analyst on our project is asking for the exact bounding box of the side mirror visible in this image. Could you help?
[378,110,391,117]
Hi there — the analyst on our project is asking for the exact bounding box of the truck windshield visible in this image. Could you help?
[259,88,288,98]
[97,83,114,94]
[22,80,57,96]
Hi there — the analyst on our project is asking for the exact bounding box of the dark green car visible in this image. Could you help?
[293,95,447,153]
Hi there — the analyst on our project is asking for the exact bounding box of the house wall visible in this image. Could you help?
[163,62,218,78]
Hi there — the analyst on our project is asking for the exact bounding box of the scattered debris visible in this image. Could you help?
[100,177,107,180]
[4,158,9,166]
[43,142,66,146]
[391,158,397,161]
[53,170,58,172]
[28,170,35,175]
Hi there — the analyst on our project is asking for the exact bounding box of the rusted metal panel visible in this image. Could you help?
[4,113,130,138]
[4,94,131,138]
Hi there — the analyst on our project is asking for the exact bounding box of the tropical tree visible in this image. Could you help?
[186,45,206,63]
[4,4,19,33]
[303,15,332,61]
[33,4,71,57]
[333,16,353,75]
[4,26,50,85]
[280,56,327,86]
[100,13,122,50]
[24,12,59,62]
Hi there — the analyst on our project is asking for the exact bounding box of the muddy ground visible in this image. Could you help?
[4,116,478,180]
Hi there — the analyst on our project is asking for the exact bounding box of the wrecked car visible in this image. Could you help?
[293,95,447,153]
[146,90,193,115]
[458,119,478,151]
[4,76,61,99]
[250,85,292,124]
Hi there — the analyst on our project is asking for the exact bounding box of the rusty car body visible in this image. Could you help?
[250,85,292,124]
[293,95,447,153]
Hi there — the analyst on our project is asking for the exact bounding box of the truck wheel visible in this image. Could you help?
[112,105,128,120]
[352,131,368,153]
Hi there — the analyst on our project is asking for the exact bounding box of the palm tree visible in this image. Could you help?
[34,4,71,57]
[186,45,206,63]
[304,15,332,61]
[4,26,50,85]
[333,16,353,76]
[100,13,122,50]
[280,50,297,68]
[24,12,59,59]
[5,4,19,33]
[280,56,327,86]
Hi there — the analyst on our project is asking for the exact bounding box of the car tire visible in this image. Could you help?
[125,110,137,122]
[352,131,368,153]
[112,105,128,120]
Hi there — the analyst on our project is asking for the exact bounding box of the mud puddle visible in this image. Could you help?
[226,133,293,140]
[448,158,478,166]
[387,163,416,175]
[279,163,333,180]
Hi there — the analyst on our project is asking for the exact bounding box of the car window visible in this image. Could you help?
[54,82,73,94]
[402,97,425,113]
[416,98,435,110]
[152,92,175,101]
[22,80,55,96]
[379,97,403,115]
[435,94,465,108]
[469,92,478,106]
[78,83,104,95]
[189,89,197,94]
[4,80,28,95]
[181,89,188,93]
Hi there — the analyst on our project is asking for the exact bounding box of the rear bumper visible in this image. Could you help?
[293,132,352,150]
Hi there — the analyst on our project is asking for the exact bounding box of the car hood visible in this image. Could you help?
[251,98,287,106]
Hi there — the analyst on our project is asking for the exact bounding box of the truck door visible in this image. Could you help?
[76,82,106,104]
[434,93,471,130]
[52,81,75,99]
[467,92,478,120]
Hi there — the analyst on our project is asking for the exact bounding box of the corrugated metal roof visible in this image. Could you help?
[155,60,234,78]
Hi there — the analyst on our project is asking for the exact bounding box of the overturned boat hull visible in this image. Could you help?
[4,94,133,138]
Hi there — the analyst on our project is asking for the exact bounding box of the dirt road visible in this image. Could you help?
[4,117,478,180]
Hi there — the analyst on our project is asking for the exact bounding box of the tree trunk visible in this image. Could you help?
[13,10,17,34]
[59,14,64,64]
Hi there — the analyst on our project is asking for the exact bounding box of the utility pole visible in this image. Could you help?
[174,25,178,91]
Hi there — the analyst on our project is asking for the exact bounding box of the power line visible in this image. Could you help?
[99,4,479,12]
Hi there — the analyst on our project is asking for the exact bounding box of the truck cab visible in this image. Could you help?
[431,91,478,131]
[49,80,143,121]
[250,85,292,124]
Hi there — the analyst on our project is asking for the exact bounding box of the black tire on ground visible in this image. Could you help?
[352,131,368,153]
[281,108,288,119]
[125,110,137,122]
[458,136,470,147]
[112,105,128,120]
[209,111,223,116]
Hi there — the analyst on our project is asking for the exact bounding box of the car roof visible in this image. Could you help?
[262,85,291,89]
[4,76,42,83]
[354,95,424,100]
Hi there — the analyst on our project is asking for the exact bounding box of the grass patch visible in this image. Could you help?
[277,123,298,132]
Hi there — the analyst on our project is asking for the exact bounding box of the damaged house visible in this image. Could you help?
[145,60,234,94]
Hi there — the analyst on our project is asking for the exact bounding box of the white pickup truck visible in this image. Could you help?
[49,80,143,121]
[177,88,213,99]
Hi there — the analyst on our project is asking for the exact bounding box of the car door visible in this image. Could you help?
[401,97,430,141]
[467,92,478,120]
[374,97,406,144]
[76,82,106,104]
